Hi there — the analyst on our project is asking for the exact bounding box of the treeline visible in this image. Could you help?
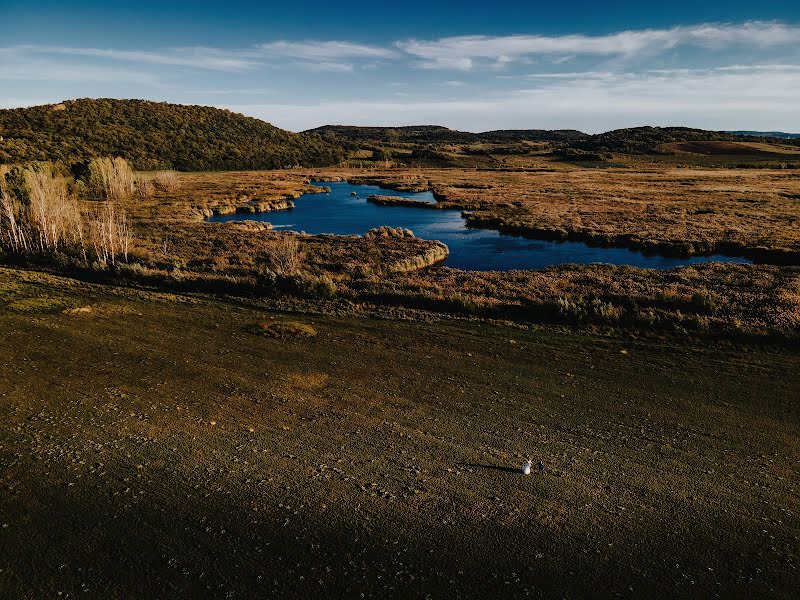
[307,125,586,145]
[0,99,346,171]
[309,124,800,155]
[570,126,800,154]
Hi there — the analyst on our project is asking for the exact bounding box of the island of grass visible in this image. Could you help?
[366,193,441,208]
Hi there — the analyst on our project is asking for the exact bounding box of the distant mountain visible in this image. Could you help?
[306,125,586,144]
[727,131,800,140]
[567,126,800,154]
[0,99,345,170]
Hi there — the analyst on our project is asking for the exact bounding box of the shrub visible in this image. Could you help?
[266,235,304,275]
[135,176,154,199]
[0,165,86,258]
[0,167,31,253]
[249,320,317,339]
[24,166,84,255]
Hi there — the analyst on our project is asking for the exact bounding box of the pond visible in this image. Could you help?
[208,181,752,271]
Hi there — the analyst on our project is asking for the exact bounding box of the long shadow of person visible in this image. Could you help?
[460,462,521,474]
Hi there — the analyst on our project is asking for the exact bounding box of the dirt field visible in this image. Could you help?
[1,267,798,598]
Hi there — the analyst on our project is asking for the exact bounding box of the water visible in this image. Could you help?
[208,181,752,271]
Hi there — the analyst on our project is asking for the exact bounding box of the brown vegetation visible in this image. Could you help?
[265,234,304,275]
[1,161,132,266]
[87,202,132,265]
[3,153,800,338]
[251,319,317,338]
[152,170,181,192]
[88,157,135,200]
[334,163,800,261]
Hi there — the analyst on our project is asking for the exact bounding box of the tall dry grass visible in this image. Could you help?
[1,163,132,265]
[25,167,85,255]
[152,170,181,192]
[135,176,154,199]
[0,167,31,254]
[88,157,135,200]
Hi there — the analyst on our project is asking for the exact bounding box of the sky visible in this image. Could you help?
[1,0,799,132]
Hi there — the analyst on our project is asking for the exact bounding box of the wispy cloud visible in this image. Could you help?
[12,45,259,71]
[0,48,162,84]
[227,64,800,132]
[2,21,800,133]
[3,22,798,77]
[396,21,800,70]
[255,40,401,73]
[256,40,399,60]
[0,40,402,77]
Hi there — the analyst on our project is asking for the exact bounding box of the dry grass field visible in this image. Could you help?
[1,267,798,598]
[125,158,800,264]
[77,159,797,338]
[335,163,800,260]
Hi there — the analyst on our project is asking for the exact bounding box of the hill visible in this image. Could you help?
[0,99,345,171]
[570,126,800,154]
[306,125,585,144]
[728,130,800,139]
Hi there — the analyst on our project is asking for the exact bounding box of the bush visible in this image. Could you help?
[280,272,337,299]
[135,177,154,199]
[249,320,317,339]
[266,235,304,275]
[0,165,84,257]
[87,202,132,265]
[1,162,132,266]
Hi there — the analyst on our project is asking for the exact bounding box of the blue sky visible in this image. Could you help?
[1,1,799,132]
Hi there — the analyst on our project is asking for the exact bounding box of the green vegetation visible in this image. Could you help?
[0,99,345,171]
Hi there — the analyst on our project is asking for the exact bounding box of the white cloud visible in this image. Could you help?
[397,21,800,70]
[224,65,800,133]
[0,48,161,84]
[256,40,399,60]
[0,40,401,77]
[12,45,259,71]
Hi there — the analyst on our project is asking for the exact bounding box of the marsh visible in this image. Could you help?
[209,181,752,271]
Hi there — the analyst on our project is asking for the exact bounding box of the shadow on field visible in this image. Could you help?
[2,473,787,599]
[461,462,522,474]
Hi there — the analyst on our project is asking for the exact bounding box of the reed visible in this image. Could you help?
[152,170,181,192]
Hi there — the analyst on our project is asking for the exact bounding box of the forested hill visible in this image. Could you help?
[306,125,586,144]
[0,99,345,170]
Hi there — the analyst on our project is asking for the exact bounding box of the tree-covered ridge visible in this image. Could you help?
[308,124,800,153]
[306,125,586,144]
[0,99,345,171]
[572,126,800,154]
